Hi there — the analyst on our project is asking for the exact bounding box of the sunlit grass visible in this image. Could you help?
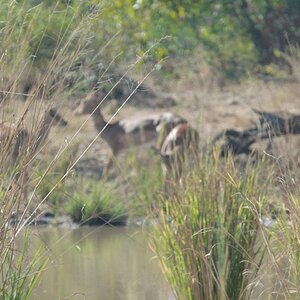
[0,230,46,299]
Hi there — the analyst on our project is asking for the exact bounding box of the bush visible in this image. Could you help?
[66,179,127,226]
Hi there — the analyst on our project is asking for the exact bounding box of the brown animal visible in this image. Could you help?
[29,108,68,155]
[160,123,199,190]
[77,89,187,176]
[0,108,67,198]
[0,108,67,161]
[0,125,28,164]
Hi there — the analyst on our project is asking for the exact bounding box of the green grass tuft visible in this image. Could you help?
[149,153,273,300]
[66,179,127,226]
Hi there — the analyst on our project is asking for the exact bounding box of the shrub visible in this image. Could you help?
[149,153,272,299]
[66,179,127,226]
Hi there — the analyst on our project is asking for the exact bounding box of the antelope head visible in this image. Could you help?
[76,89,104,115]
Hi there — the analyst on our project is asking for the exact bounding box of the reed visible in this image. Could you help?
[149,151,273,300]
[260,155,300,298]
[0,1,106,297]
[0,230,46,300]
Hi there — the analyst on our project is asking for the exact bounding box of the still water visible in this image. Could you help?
[29,226,174,300]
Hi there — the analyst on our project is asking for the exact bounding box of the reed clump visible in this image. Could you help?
[148,151,277,300]
[0,1,107,297]
[261,159,300,297]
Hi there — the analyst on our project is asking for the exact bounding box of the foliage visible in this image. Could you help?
[0,0,103,99]
[93,0,300,78]
[2,0,299,86]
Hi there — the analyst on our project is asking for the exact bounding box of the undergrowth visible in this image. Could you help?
[148,152,279,300]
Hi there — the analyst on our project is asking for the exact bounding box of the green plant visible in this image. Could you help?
[120,148,163,217]
[66,178,127,226]
[0,230,46,300]
[149,153,272,300]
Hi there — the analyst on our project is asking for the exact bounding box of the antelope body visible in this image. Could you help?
[0,124,29,163]
[0,108,67,161]
[0,108,67,198]
[77,89,187,176]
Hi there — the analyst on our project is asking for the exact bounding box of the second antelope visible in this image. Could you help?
[77,89,187,177]
[160,123,199,190]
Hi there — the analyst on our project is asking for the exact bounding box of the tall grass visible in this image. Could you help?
[0,0,108,296]
[149,152,274,300]
[0,0,164,295]
[261,154,300,298]
[0,230,45,299]
[267,193,300,298]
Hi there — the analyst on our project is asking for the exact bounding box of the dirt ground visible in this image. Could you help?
[2,76,300,181]
[63,78,300,179]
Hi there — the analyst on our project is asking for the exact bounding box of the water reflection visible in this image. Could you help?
[29,227,174,300]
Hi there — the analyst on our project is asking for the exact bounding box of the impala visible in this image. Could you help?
[160,123,199,190]
[77,89,187,176]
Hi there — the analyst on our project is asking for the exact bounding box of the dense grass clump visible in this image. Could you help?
[149,153,274,300]
[66,179,127,226]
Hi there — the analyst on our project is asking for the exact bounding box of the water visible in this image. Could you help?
[28,227,174,300]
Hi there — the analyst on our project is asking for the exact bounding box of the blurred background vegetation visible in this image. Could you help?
[2,0,300,91]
